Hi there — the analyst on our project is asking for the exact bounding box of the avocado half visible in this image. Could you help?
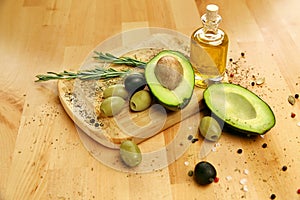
[203,83,276,135]
[145,50,195,111]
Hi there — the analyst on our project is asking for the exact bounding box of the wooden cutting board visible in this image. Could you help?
[58,48,205,149]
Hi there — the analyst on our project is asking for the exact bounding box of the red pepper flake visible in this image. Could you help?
[291,112,296,118]
[297,188,300,194]
[214,177,219,183]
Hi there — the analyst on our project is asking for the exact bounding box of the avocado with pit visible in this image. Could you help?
[203,83,275,135]
[145,50,195,111]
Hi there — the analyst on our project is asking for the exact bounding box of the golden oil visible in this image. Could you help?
[190,4,229,88]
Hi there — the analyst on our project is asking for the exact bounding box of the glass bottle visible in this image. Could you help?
[190,4,229,88]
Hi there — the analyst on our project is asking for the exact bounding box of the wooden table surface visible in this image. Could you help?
[1,0,300,199]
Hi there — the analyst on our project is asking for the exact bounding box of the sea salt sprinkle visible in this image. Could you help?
[239,178,247,185]
[226,176,233,181]
[243,185,249,192]
[184,161,189,166]
[243,169,249,175]
[297,122,300,127]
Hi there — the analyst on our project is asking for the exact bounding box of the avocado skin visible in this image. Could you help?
[203,83,276,135]
[145,50,195,111]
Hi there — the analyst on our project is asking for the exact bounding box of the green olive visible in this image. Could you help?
[199,116,222,142]
[100,96,126,117]
[120,140,142,167]
[103,84,128,99]
[130,90,152,112]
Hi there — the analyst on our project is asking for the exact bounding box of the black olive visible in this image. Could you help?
[194,161,217,185]
[124,73,146,94]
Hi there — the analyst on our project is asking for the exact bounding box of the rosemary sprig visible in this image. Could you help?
[35,51,146,82]
[93,51,146,68]
[35,67,130,82]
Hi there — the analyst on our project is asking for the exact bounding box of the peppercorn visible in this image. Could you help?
[188,170,194,177]
[187,135,193,140]
[262,143,268,148]
[237,149,243,154]
[282,165,288,171]
[191,138,199,143]
[270,194,276,199]
[241,52,245,57]
[251,81,255,86]
[229,58,233,62]
[295,93,299,99]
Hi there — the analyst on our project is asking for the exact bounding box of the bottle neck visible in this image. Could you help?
[201,13,222,34]
[197,13,224,45]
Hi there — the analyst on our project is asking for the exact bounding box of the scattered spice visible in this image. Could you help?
[270,193,276,199]
[187,135,193,140]
[297,188,300,194]
[282,165,288,171]
[295,93,299,99]
[241,52,245,57]
[251,81,255,86]
[262,143,268,148]
[288,95,296,105]
[191,138,199,143]
[214,177,219,183]
[243,169,249,175]
[226,176,232,181]
[237,148,243,154]
[188,170,194,177]
[255,77,265,85]
[243,185,249,192]
[239,178,247,185]
[291,112,296,118]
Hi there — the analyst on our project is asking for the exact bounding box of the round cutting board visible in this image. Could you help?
[58,28,206,172]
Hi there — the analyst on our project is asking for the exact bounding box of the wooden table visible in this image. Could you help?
[1,0,299,199]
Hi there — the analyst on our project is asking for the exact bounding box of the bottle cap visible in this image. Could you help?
[206,4,219,21]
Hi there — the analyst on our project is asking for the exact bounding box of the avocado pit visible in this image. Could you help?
[154,56,183,90]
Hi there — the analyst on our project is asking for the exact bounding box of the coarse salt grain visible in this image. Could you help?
[243,169,249,175]
[297,122,300,127]
[184,161,189,166]
[243,185,249,192]
[211,147,217,152]
[240,178,247,185]
[226,176,232,181]
[215,143,221,147]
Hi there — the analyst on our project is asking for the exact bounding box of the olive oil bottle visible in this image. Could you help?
[190,4,229,88]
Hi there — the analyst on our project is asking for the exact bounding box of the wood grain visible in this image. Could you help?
[1,0,300,199]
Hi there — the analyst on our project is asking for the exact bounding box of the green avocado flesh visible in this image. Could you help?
[203,83,275,135]
[145,50,195,111]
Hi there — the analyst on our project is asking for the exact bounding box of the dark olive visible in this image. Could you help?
[124,72,146,93]
[194,161,217,185]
